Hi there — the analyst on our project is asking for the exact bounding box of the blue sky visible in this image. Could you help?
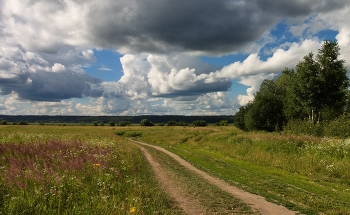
[0,0,350,115]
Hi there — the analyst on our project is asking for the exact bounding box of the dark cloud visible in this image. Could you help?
[154,79,232,99]
[0,71,103,102]
[86,0,349,54]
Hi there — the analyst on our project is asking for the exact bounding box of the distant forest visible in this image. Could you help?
[0,115,233,125]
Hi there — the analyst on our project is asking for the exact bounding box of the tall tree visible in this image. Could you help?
[234,103,251,131]
[290,40,348,122]
[316,40,349,120]
[245,79,284,131]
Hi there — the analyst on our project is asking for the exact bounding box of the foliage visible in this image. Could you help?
[140,119,154,126]
[117,121,131,126]
[167,120,188,126]
[235,40,349,133]
[167,120,177,126]
[283,119,324,137]
[18,121,28,125]
[92,121,98,126]
[323,114,350,138]
[217,120,229,126]
[234,104,251,131]
[192,120,207,127]
[109,121,115,126]
[245,80,285,132]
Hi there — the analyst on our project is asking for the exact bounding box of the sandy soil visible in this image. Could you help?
[129,138,299,215]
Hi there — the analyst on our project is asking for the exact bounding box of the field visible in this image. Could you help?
[0,126,181,214]
[1,125,350,214]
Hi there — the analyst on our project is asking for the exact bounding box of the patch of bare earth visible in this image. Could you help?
[138,146,206,214]
[129,139,299,215]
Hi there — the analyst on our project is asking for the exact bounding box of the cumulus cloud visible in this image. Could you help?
[1,0,350,115]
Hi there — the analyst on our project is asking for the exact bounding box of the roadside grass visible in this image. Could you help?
[144,145,257,214]
[127,125,350,215]
[0,126,181,214]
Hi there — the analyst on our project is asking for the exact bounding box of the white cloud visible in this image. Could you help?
[237,73,276,106]
[1,0,350,115]
[52,63,66,72]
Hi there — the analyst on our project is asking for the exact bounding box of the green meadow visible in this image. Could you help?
[119,125,350,215]
[1,125,350,214]
[0,126,181,215]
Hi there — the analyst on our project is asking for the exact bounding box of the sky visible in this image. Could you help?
[1,0,350,116]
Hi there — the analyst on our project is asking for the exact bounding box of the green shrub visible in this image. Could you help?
[167,120,176,126]
[109,121,115,126]
[0,120,8,125]
[192,120,207,127]
[125,131,142,137]
[140,119,154,126]
[18,121,28,125]
[324,114,350,138]
[116,131,126,136]
[117,121,131,126]
[284,119,324,137]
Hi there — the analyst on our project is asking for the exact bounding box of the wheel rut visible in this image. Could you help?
[129,138,299,215]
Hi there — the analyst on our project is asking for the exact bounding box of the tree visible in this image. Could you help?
[109,121,115,126]
[234,104,251,131]
[289,40,348,122]
[140,119,154,126]
[192,120,207,127]
[245,80,284,131]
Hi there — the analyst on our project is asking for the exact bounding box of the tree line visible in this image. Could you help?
[234,40,349,132]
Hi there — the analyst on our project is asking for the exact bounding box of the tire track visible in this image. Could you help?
[129,138,299,215]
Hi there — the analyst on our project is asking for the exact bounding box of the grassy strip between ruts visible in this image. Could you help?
[0,126,181,214]
[143,145,257,214]
[123,126,350,215]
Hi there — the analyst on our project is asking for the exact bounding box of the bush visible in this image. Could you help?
[116,131,126,136]
[324,114,350,139]
[192,120,207,127]
[176,121,188,126]
[219,120,229,126]
[284,119,324,137]
[140,119,154,126]
[99,122,105,126]
[117,121,131,126]
[0,120,8,125]
[92,121,98,126]
[109,121,115,126]
[18,121,28,125]
[167,121,176,126]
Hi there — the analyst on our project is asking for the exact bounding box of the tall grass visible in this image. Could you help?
[134,126,350,214]
[0,126,181,214]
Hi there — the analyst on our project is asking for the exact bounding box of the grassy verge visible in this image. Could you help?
[120,126,350,214]
[144,146,257,214]
[0,126,181,214]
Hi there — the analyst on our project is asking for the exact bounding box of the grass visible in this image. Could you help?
[144,146,257,214]
[0,125,181,214]
[3,125,350,214]
[128,125,350,215]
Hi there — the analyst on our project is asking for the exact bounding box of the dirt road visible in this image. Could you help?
[129,138,299,215]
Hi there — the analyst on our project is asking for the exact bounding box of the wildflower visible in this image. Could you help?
[130,207,136,213]
[93,163,101,167]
